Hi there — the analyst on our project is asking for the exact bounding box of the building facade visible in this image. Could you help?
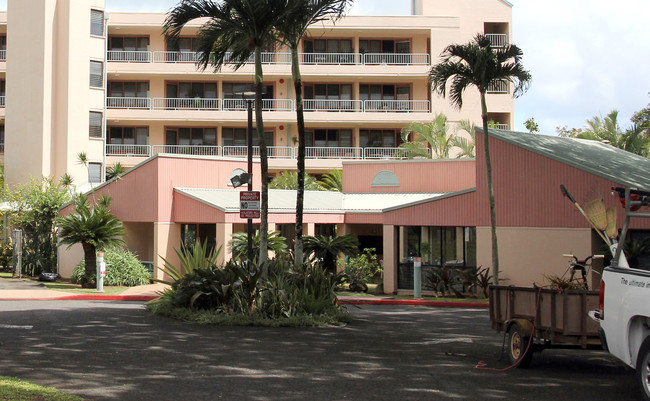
[0,0,514,189]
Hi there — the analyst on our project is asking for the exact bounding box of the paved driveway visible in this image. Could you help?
[0,301,638,400]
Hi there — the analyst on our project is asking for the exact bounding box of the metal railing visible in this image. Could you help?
[152,145,221,156]
[0,50,5,61]
[0,96,5,107]
[105,145,438,160]
[486,34,508,48]
[303,99,363,112]
[487,79,509,94]
[108,97,429,113]
[107,50,152,63]
[108,50,430,66]
[364,100,430,112]
[492,123,510,130]
[107,97,151,109]
[106,144,151,156]
[152,97,221,110]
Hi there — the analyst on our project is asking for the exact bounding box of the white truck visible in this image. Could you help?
[591,187,650,401]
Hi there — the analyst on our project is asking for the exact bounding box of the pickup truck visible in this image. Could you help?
[591,188,650,401]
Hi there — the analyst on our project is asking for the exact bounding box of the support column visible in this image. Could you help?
[216,223,233,265]
[153,222,181,281]
[306,223,316,237]
[383,225,397,294]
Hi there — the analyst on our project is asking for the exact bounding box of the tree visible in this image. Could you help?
[229,230,289,262]
[429,33,531,284]
[106,162,126,181]
[57,194,125,287]
[452,119,476,158]
[273,0,352,266]
[524,117,539,134]
[632,93,650,137]
[164,0,288,267]
[303,234,359,273]
[400,113,456,158]
[318,169,343,191]
[269,171,322,190]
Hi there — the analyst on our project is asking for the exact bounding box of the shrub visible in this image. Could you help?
[342,248,382,292]
[71,247,150,286]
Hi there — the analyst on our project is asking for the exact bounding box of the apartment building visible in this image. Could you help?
[0,0,514,189]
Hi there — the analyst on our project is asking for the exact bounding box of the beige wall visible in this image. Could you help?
[153,222,180,281]
[476,226,592,287]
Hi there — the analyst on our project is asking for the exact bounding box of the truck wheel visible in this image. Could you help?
[636,337,650,401]
[507,322,533,368]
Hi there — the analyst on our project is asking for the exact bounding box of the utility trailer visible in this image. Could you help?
[489,285,601,367]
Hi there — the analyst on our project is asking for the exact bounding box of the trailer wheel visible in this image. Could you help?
[636,337,650,401]
[507,322,533,368]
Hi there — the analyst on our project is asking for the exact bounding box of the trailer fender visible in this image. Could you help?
[507,319,534,338]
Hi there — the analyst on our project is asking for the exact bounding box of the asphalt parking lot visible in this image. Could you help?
[0,301,638,400]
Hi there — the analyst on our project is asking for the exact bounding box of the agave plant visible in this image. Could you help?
[156,240,222,285]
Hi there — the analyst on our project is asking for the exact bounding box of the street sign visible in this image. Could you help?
[240,191,260,219]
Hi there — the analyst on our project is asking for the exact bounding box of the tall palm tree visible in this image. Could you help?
[57,194,125,287]
[429,33,531,284]
[576,110,649,157]
[269,171,322,190]
[163,0,288,267]
[318,169,343,191]
[273,0,352,266]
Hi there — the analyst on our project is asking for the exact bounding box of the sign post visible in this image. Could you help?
[96,252,105,293]
[413,257,422,299]
[240,191,261,219]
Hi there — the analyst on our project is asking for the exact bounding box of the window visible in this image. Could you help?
[89,111,102,138]
[90,9,104,36]
[166,82,217,98]
[360,129,401,148]
[303,84,353,111]
[108,127,149,145]
[0,80,5,107]
[167,37,199,52]
[222,83,273,99]
[89,163,102,184]
[109,36,150,51]
[359,39,410,54]
[360,85,411,111]
[305,129,352,147]
[0,35,6,60]
[222,127,274,147]
[303,39,352,54]
[0,125,4,153]
[109,82,149,97]
[165,128,217,146]
[89,61,103,88]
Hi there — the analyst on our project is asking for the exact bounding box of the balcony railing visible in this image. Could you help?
[107,97,151,109]
[107,50,152,63]
[0,50,5,61]
[303,99,363,112]
[486,34,508,48]
[491,123,510,130]
[109,51,430,66]
[0,96,5,107]
[487,79,509,94]
[106,145,432,160]
[364,100,430,113]
[108,97,430,113]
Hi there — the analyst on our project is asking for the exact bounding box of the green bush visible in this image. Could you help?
[342,248,382,292]
[71,247,150,286]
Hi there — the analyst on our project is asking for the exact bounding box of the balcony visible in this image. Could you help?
[487,79,509,94]
[486,34,508,48]
[107,97,430,113]
[107,51,430,66]
[0,50,5,61]
[106,145,431,160]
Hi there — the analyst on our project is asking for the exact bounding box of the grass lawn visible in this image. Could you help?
[0,272,12,278]
[40,280,129,295]
[0,376,83,401]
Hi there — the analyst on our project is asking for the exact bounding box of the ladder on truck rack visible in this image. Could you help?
[611,187,650,268]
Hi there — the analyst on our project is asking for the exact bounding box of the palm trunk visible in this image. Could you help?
[82,243,97,288]
[481,92,499,284]
[291,48,305,266]
[254,47,269,271]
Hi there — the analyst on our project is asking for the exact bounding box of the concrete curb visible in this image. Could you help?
[0,293,488,307]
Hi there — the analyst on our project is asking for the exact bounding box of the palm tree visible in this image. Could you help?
[106,162,126,181]
[229,230,289,262]
[164,0,288,267]
[576,110,649,157]
[400,113,456,158]
[269,171,322,190]
[429,33,531,284]
[318,169,343,192]
[57,194,125,287]
[452,119,476,158]
[273,0,352,266]
[303,234,359,273]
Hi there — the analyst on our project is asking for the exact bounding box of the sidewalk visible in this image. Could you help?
[0,278,488,307]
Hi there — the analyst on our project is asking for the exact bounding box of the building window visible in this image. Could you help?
[0,125,4,153]
[89,163,102,184]
[90,61,103,88]
[303,39,352,54]
[90,9,104,37]
[360,129,402,148]
[108,127,149,145]
[359,39,410,54]
[89,111,102,138]
[108,36,150,62]
[165,128,217,146]
[0,35,6,61]
[222,127,273,147]
[166,82,217,99]
[305,129,352,147]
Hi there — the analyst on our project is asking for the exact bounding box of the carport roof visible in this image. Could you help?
[174,188,448,214]
[485,128,650,191]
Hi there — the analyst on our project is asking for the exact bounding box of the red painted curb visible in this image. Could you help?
[0,295,159,301]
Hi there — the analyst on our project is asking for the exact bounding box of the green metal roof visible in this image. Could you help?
[483,128,650,191]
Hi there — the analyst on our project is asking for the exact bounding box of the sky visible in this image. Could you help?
[1,0,649,135]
